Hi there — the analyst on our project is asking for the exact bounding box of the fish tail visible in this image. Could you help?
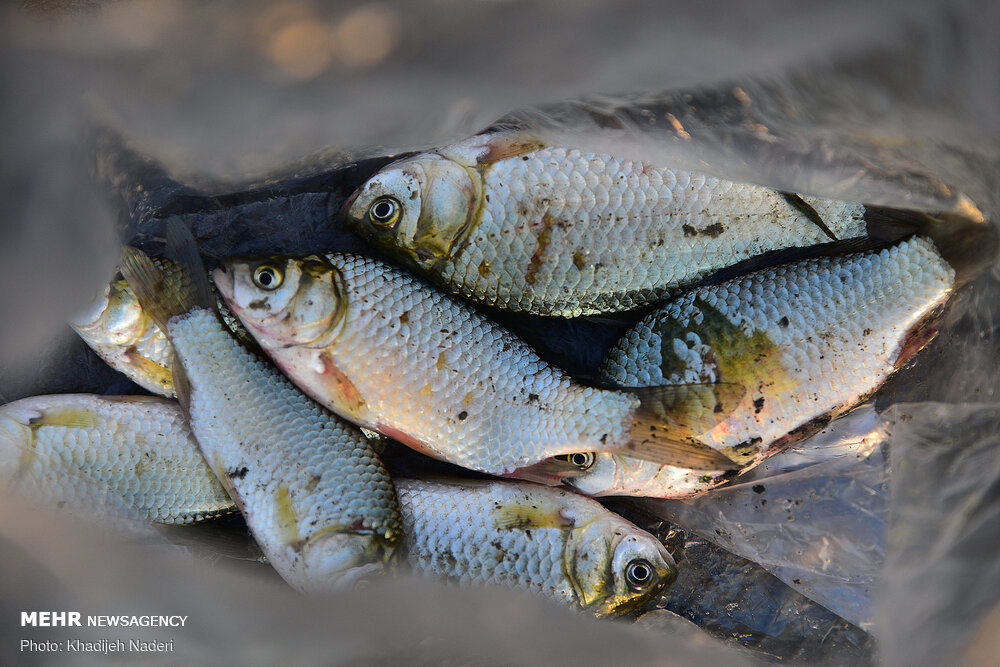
[864,199,997,286]
[614,383,742,471]
[119,220,213,331]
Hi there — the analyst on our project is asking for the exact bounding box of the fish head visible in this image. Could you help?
[214,255,347,350]
[296,530,394,593]
[559,452,619,496]
[69,280,145,346]
[564,453,720,498]
[569,515,677,617]
[341,153,482,270]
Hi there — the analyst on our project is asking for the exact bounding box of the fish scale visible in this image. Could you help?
[0,394,234,525]
[565,235,957,498]
[342,132,867,316]
[395,477,675,616]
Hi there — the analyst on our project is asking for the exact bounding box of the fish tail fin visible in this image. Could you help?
[119,220,213,331]
[615,383,743,471]
[864,198,997,286]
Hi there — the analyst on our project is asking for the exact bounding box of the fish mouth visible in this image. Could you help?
[298,530,395,592]
[339,188,362,224]
[210,266,235,302]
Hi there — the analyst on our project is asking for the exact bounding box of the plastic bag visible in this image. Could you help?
[647,407,887,631]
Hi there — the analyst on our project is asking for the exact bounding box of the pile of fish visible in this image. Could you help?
[1,126,995,623]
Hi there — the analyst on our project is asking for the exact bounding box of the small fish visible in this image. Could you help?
[562,235,959,498]
[70,259,257,398]
[214,252,741,478]
[395,477,676,617]
[70,277,176,397]
[120,226,402,592]
[0,393,235,525]
[340,130,867,317]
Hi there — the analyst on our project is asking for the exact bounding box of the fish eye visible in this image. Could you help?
[555,452,595,470]
[368,196,402,228]
[625,558,655,592]
[252,264,284,291]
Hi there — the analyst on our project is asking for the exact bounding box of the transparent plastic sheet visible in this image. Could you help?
[1,1,1000,665]
[647,407,887,631]
[655,529,873,662]
[878,403,1000,667]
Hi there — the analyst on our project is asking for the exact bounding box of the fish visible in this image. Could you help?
[560,234,960,498]
[119,226,403,592]
[339,130,868,317]
[395,477,676,617]
[70,259,258,398]
[70,275,176,397]
[0,393,235,525]
[213,252,742,478]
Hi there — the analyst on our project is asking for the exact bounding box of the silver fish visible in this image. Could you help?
[396,477,676,617]
[214,252,741,479]
[341,130,867,317]
[120,233,402,592]
[0,394,234,525]
[563,235,958,497]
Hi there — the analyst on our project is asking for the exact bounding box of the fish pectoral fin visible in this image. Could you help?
[620,383,744,471]
[506,458,584,486]
[615,436,739,471]
[468,132,544,166]
[493,504,574,530]
[629,382,745,435]
[27,408,99,430]
[122,350,174,393]
[171,350,194,414]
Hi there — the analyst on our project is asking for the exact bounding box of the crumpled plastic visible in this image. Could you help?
[647,407,887,631]
[878,402,1000,667]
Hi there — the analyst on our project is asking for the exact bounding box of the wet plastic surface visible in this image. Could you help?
[653,407,887,632]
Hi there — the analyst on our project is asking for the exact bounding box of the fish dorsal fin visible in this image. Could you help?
[164,219,214,310]
[119,221,213,331]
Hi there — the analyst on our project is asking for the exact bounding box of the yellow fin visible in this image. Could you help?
[123,349,175,396]
[493,503,574,531]
[618,435,739,471]
[274,482,300,547]
[28,408,99,430]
